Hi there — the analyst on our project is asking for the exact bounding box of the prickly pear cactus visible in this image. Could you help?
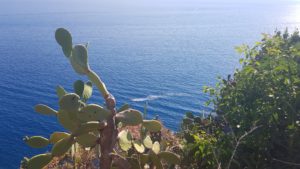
[21,28,180,169]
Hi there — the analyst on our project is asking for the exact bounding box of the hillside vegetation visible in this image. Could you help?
[21,29,300,169]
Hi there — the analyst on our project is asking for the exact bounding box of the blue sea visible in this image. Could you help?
[1,0,300,168]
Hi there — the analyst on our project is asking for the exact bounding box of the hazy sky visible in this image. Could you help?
[1,0,299,15]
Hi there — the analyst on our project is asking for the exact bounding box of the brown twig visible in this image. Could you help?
[226,125,262,169]
[272,158,300,166]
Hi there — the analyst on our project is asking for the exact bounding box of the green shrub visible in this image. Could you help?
[180,29,300,169]
[205,29,300,169]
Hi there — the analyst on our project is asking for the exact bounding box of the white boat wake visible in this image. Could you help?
[131,93,190,102]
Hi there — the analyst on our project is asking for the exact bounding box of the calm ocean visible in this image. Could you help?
[0,0,300,168]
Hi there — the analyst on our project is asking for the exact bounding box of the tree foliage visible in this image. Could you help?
[180,29,300,169]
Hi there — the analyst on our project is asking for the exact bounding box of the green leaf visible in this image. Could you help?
[185,112,194,118]
[115,109,143,126]
[118,130,132,151]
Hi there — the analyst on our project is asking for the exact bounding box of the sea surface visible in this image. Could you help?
[1,0,300,168]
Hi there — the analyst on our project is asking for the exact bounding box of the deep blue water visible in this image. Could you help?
[1,0,300,168]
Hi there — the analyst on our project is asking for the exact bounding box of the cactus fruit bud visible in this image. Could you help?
[115,109,143,126]
[51,136,74,157]
[143,135,153,149]
[23,136,49,148]
[117,103,130,113]
[118,130,132,151]
[55,28,72,57]
[49,132,70,144]
[142,120,162,132]
[26,153,52,169]
[133,141,145,153]
[152,141,160,154]
[34,104,57,116]
[158,151,180,165]
[75,133,98,148]
[56,85,67,99]
[70,45,90,75]
[77,104,110,122]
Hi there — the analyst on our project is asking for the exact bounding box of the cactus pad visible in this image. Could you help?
[143,135,153,149]
[118,130,132,151]
[24,136,49,148]
[76,133,98,148]
[152,141,160,154]
[49,132,70,144]
[56,85,67,99]
[34,104,57,116]
[142,120,162,132]
[73,80,93,101]
[133,140,145,153]
[55,28,72,57]
[74,121,106,136]
[77,104,110,122]
[51,136,74,157]
[59,93,81,113]
[26,153,52,169]
[158,151,180,165]
[115,109,143,126]
[70,45,90,75]
[57,110,80,132]
[117,103,130,113]
[150,152,163,169]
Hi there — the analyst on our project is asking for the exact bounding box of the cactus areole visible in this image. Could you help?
[21,28,176,169]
